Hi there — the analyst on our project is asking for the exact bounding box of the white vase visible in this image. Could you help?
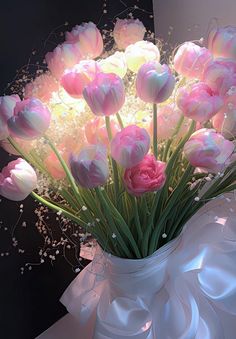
[61,193,236,338]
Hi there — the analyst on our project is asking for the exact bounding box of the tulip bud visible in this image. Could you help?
[65,22,103,59]
[0,158,37,201]
[125,41,160,73]
[124,155,166,196]
[70,145,109,188]
[111,125,150,168]
[113,18,146,50]
[45,42,82,80]
[136,61,175,103]
[184,128,234,173]
[61,60,101,98]
[83,72,125,116]
[177,83,223,122]
[173,42,212,79]
[8,98,51,140]
[99,52,127,78]
[208,26,236,60]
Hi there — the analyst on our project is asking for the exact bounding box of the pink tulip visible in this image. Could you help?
[61,60,101,98]
[0,95,21,140]
[125,40,160,73]
[208,26,236,60]
[212,93,236,138]
[124,154,166,196]
[136,61,175,103]
[184,128,235,173]
[8,98,51,140]
[65,22,103,59]
[85,117,120,148]
[177,83,223,122]
[202,59,236,96]
[0,158,37,201]
[44,134,85,180]
[24,73,59,103]
[70,145,109,188]
[149,104,189,141]
[45,42,82,80]
[0,137,34,155]
[173,42,212,79]
[111,125,150,168]
[0,94,20,122]
[83,72,125,116]
[113,18,146,50]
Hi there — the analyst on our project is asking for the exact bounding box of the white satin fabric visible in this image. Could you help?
[61,193,236,338]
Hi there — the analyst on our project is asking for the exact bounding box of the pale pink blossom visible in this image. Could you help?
[65,22,103,59]
[45,42,82,80]
[208,26,236,60]
[136,61,175,103]
[0,158,37,201]
[85,117,120,148]
[83,72,125,116]
[184,128,234,173]
[202,59,236,96]
[149,104,189,141]
[0,95,21,140]
[173,42,212,79]
[177,83,223,122]
[212,92,236,138]
[124,154,166,196]
[61,60,101,98]
[111,125,150,168]
[113,18,146,50]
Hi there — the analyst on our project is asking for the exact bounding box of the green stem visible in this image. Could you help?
[116,112,124,129]
[133,197,143,244]
[153,103,158,159]
[105,116,119,202]
[31,191,88,228]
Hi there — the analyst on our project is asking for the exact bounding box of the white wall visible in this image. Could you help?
[153,0,236,45]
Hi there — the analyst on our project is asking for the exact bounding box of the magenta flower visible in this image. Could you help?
[69,145,109,188]
[202,59,236,96]
[111,125,150,168]
[177,83,223,122]
[65,22,103,59]
[61,60,101,98]
[7,98,51,140]
[45,42,82,80]
[184,128,235,173]
[113,18,146,50]
[208,26,236,60]
[124,154,166,196]
[136,61,175,103]
[0,158,37,201]
[83,72,125,116]
[173,42,212,79]
[212,94,236,138]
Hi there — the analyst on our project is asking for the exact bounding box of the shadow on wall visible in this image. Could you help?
[153,0,236,45]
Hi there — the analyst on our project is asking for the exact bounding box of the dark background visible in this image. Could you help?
[0,1,154,338]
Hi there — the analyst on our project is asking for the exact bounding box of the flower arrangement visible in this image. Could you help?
[1,19,236,260]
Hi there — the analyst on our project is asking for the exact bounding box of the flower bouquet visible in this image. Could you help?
[1,19,236,338]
